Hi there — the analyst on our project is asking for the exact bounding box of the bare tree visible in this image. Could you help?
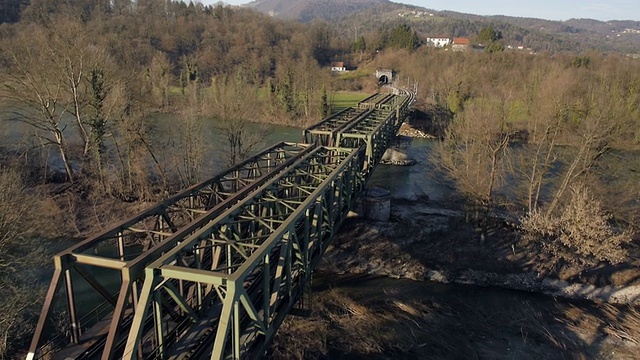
[0,169,47,357]
[3,25,76,181]
[522,184,634,266]
[434,98,512,207]
[108,108,168,201]
[544,72,634,217]
[2,19,117,183]
[517,65,637,265]
[146,51,172,109]
[518,64,572,213]
[206,74,268,166]
[0,169,29,256]
[171,82,209,187]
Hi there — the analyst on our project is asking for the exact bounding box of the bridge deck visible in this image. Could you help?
[302,107,371,146]
[358,93,393,109]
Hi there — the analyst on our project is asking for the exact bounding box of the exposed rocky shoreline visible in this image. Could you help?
[324,122,640,304]
[321,201,640,305]
[397,123,435,139]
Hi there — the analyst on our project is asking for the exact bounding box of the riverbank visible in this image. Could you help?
[397,122,435,139]
[323,198,640,301]
[269,197,640,359]
[271,272,640,360]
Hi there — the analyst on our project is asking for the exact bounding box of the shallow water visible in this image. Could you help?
[368,138,455,202]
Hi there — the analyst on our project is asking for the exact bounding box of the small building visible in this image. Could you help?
[452,38,471,52]
[426,36,452,48]
[331,62,347,72]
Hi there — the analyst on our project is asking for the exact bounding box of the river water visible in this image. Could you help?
[368,137,455,202]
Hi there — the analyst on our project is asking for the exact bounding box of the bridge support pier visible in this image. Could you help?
[363,188,391,222]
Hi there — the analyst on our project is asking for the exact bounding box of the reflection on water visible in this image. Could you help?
[150,113,304,176]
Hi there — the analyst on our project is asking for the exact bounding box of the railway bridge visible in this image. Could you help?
[27,89,414,360]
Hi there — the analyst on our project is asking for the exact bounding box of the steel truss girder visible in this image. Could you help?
[305,94,412,161]
[30,93,414,360]
[377,94,408,111]
[28,142,313,360]
[121,146,365,360]
[357,93,393,110]
[392,95,412,131]
[337,108,397,175]
[302,107,371,146]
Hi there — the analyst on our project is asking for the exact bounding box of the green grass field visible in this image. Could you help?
[330,91,371,113]
[336,67,372,81]
[167,85,371,117]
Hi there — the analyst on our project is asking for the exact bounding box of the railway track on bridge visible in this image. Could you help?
[27,90,414,360]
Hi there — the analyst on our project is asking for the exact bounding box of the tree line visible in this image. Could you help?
[0,0,350,191]
[0,2,351,356]
[379,48,639,265]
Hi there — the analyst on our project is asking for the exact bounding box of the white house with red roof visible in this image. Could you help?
[426,36,452,48]
[452,38,471,52]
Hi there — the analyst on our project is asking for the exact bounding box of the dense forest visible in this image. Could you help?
[0,1,353,356]
[378,48,640,266]
[1,0,640,358]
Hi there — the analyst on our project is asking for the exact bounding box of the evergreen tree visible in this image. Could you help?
[320,84,330,118]
[386,24,420,51]
[477,25,505,53]
[353,36,366,52]
[277,68,294,114]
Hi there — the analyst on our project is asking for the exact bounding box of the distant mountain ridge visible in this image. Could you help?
[441,11,640,53]
[246,0,640,53]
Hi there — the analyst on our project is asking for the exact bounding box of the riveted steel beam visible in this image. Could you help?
[302,108,371,146]
[358,93,393,110]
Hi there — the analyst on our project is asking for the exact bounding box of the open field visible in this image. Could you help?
[330,91,371,113]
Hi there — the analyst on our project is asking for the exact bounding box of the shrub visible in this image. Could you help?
[0,168,47,357]
[521,184,634,266]
[0,168,30,253]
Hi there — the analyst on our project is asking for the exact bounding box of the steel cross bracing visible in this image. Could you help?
[337,108,397,175]
[361,92,411,130]
[357,93,394,110]
[389,95,411,132]
[29,92,414,360]
[302,107,372,146]
[305,101,404,176]
[121,146,365,360]
[27,142,314,360]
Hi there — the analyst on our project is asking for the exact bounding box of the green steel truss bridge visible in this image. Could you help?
[27,90,414,360]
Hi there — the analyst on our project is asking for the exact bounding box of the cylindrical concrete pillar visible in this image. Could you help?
[363,187,391,222]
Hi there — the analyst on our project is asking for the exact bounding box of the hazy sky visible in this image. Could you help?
[206,0,640,22]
